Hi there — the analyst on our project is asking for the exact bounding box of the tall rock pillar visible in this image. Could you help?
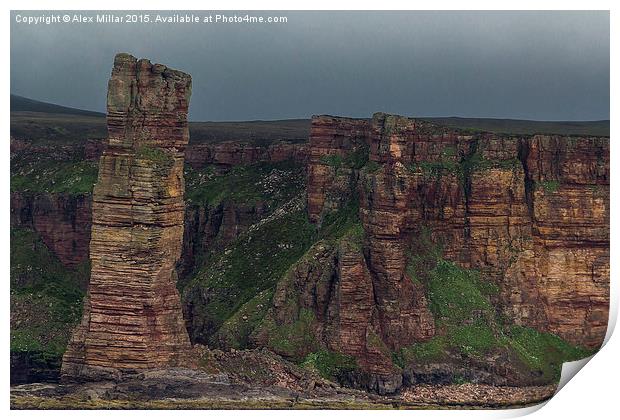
[61,53,193,380]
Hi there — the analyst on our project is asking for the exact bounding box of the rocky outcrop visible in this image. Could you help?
[61,53,194,380]
[306,113,609,349]
[252,237,403,393]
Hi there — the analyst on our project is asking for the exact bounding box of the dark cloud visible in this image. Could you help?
[11,10,609,121]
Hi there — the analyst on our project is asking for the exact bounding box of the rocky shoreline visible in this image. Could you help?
[11,378,556,410]
[10,348,556,410]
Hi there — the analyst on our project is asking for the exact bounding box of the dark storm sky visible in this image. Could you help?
[10,10,609,121]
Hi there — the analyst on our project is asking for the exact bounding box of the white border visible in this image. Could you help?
[3,1,617,419]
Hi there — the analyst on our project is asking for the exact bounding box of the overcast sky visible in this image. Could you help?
[10,11,609,121]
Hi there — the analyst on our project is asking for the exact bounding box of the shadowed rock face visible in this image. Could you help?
[10,192,92,268]
[61,53,194,380]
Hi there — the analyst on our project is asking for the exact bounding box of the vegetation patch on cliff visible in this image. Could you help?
[10,228,86,382]
[362,160,382,174]
[184,160,303,208]
[213,289,274,350]
[319,197,362,241]
[535,180,561,194]
[302,350,358,382]
[247,197,365,363]
[393,336,446,367]
[406,151,522,185]
[248,241,334,360]
[11,155,98,195]
[501,325,593,382]
[319,145,370,171]
[401,258,502,361]
[406,160,460,180]
[183,206,315,345]
[427,260,496,323]
[261,308,319,359]
[136,145,174,166]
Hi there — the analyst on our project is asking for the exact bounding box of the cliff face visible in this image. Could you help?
[310,113,608,348]
[186,142,307,168]
[61,54,194,380]
[179,202,269,278]
[258,113,608,392]
[12,192,279,281]
[10,194,268,279]
[519,136,609,347]
[11,137,307,278]
[10,152,304,384]
[10,192,91,268]
[306,116,370,224]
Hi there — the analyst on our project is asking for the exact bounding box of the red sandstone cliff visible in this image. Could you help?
[259,113,609,392]
[521,135,609,347]
[306,116,370,224]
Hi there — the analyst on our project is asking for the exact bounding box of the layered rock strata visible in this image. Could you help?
[61,53,194,380]
[306,113,609,350]
[252,237,405,393]
[185,142,307,168]
[520,135,609,347]
[263,113,609,392]
[306,116,370,224]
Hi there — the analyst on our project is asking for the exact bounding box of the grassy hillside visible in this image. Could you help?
[11,94,105,117]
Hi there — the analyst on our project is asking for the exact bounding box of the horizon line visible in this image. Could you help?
[10,93,611,124]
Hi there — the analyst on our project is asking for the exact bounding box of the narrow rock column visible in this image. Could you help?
[61,53,194,380]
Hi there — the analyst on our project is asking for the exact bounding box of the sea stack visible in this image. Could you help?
[61,53,193,380]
